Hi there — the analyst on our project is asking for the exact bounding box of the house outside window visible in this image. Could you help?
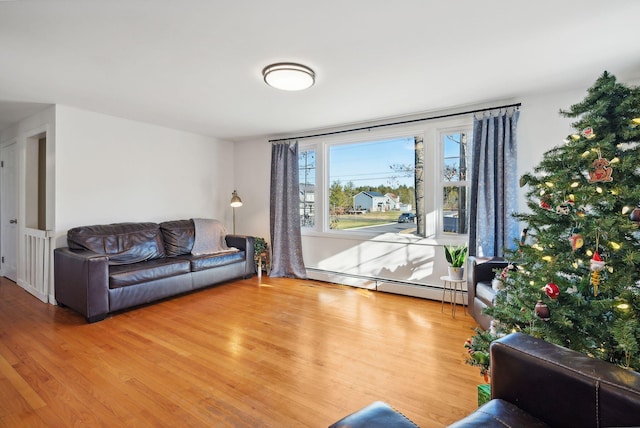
[328,137,416,233]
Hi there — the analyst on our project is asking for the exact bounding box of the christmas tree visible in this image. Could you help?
[466,72,640,375]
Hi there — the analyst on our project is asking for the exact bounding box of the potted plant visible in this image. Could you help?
[444,244,467,280]
[254,237,270,278]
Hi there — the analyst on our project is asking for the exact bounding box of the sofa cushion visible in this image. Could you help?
[448,399,549,427]
[184,250,245,272]
[67,222,165,265]
[475,281,495,307]
[109,258,191,288]
[160,219,195,256]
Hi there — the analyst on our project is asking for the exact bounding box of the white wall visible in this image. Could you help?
[233,139,272,240]
[517,88,586,202]
[54,105,235,247]
[234,85,602,298]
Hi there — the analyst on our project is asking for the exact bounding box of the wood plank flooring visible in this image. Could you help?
[0,275,483,427]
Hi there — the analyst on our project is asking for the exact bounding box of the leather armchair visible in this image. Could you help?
[329,333,640,428]
[449,332,640,427]
[467,256,507,330]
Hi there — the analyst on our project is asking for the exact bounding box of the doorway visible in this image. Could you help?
[1,142,18,281]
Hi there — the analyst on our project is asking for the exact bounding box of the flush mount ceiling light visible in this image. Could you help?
[262,62,315,91]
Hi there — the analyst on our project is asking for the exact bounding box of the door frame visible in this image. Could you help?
[0,139,18,281]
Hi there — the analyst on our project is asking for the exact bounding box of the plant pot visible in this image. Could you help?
[448,266,464,280]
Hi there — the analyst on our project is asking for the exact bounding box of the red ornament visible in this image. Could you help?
[544,282,560,299]
[581,126,595,139]
[590,252,605,271]
[535,300,551,321]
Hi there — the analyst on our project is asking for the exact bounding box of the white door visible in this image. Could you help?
[1,143,18,282]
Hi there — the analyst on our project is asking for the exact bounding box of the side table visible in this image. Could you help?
[440,275,467,318]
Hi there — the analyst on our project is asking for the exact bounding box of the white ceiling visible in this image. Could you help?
[1,1,639,142]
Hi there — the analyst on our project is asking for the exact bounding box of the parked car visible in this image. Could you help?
[398,212,416,223]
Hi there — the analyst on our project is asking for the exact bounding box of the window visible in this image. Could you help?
[440,130,470,235]
[297,118,472,239]
[328,137,416,234]
[299,149,316,228]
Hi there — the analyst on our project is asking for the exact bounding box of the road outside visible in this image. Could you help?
[330,211,417,234]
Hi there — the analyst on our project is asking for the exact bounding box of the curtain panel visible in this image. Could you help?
[469,109,520,257]
[270,142,307,278]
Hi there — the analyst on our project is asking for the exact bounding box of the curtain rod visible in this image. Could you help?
[268,102,521,143]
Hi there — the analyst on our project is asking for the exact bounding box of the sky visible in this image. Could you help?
[329,137,416,188]
[300,133,467,189]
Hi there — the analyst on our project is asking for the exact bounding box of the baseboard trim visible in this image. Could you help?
[306,267,467,304]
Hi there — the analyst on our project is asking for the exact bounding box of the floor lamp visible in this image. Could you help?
[230,190,243,234]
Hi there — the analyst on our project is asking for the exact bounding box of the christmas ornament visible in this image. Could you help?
[588,156,613,183]
[540,196,551,210]
[544,282,560,299]
[464,338,473,354]
[581,126,595,139]
[569,227,584,251]
[630,205,640,223]
[566,285,578,295]
[556,202,572,215]
[471,351,490,366]
[590,252,605,296]
[535,300,551,321]
[489,320,498,336]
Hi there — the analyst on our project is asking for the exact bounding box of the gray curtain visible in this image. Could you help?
[270,142,307,278]
[469,109,519,257]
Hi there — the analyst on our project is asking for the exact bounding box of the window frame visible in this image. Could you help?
[297,117,472,244]
[437,126,472,240]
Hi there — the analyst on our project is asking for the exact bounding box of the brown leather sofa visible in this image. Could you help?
[54,220,254,323]
[467,256,508,330]
[450,332,640,427]
[330,333,640,428]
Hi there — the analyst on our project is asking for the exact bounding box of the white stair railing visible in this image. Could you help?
[19,228,54,303]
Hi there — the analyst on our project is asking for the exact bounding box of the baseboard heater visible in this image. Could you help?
[306,267,467,304]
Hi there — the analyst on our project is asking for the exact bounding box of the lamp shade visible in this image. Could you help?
[263,62,315,91]
[230,190,243,207]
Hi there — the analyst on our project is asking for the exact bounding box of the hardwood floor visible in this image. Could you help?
[0,275,482,427]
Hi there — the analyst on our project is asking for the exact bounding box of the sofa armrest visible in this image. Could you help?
[467,256,506,315]
[491,333,640,428]
[54,247,110,322]
[226,234,255,277]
